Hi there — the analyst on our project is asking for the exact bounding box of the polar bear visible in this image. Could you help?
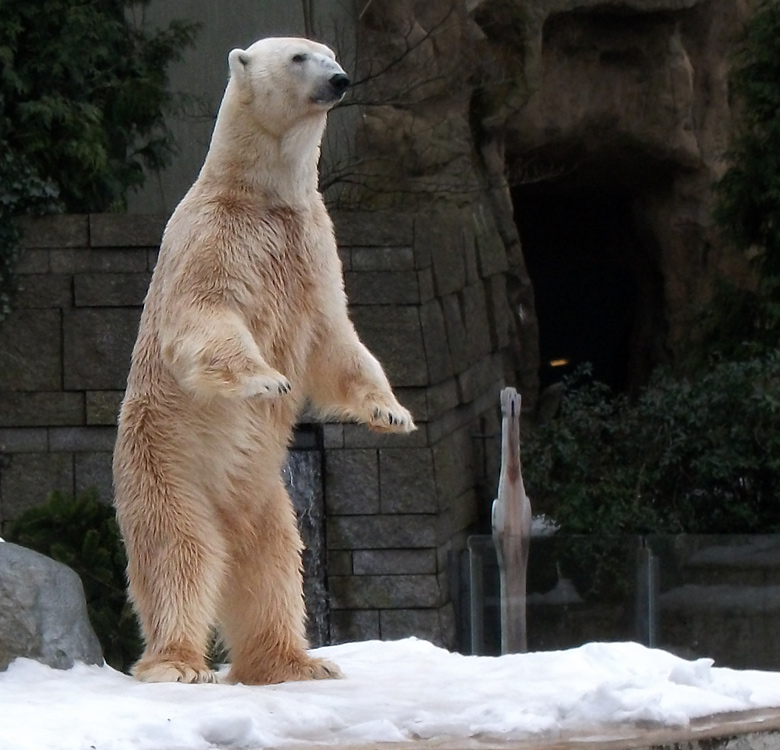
[113,37,415,685]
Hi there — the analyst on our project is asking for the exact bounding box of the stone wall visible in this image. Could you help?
[0,210,510,649]
[325,209,509,646]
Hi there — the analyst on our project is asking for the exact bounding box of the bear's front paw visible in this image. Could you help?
[242,370,292,398]
[369,402,416,434]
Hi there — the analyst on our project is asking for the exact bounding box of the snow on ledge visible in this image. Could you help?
[2,638,780,750]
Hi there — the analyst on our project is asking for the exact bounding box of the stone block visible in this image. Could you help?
[89,214,166,247]
[350,246,415,271]
[324,449,379,515]
[338,248,351,271]
[426,378,460,421]
[463,225,480,284]
[437,489,478,544]
[474,203,508,277]
[49,427,117,452]
[15,249,49,275]
[432,427,476,510]
[74,452,114,502]
[350,306,427,387]
[425,218,466,297]
[411,216,434,270]
[353,549,436,576]
[74,273,151,307]
[50,248,148,274]
[147,248,159,271]
[334,212,414,247]
[419,300,453,383]
[427,402,473,446]
[0,429,47,453]
[327,550,353,576]
[327,515,437,550]
[485,274,511,349]
[329,609,379,643]
[457,354,503,405]
[379,448,437,513]
[86,391,124,426]
[0,453,74,522]
[393,387,427,424]
[19,215,88,249]
[0,308,61,391]
[344,271,420,305]
[290,426,319,450]
[379,608,444,644]
[342,422,429,449]
[0,543,103,670]
[418,268,434,303]
[329,574,443,609]
[0,393,84,427]
[63,308,141,390]
[441,294,468,373]
[15,274,71,309]
[462,283,493,365]
[322,424,344,449]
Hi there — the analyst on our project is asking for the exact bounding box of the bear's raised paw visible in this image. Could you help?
[369,403,416,434]
[242,370,292,398]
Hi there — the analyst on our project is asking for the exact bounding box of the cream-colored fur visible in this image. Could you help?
[113,37,414,686]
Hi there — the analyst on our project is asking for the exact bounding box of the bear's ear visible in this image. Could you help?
[228,48,250,82]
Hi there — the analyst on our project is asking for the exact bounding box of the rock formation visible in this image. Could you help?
[0,542,103,670]
[338,0,753,398]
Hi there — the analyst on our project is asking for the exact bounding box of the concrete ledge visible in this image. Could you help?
[333,708,780,750]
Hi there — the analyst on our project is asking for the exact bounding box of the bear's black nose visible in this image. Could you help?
[329,73,350,96]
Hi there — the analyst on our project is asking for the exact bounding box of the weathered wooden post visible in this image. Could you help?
[491,387,532,654]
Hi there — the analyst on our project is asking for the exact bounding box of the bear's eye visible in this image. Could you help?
[292,53,307,63]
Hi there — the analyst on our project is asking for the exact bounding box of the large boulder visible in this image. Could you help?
[0,542,103,670]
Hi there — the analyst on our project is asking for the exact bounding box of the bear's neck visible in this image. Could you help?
[199,105,326,207]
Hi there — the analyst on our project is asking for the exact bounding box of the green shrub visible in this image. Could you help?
[5,490,142,672]
[525,355,780,536]
[0,0,199,213]
[0,0,198,322]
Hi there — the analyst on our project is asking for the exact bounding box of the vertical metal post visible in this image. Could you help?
[469,541,485,655]
[636,539,659,648]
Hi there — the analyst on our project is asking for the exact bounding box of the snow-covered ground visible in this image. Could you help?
[4,638,780,750]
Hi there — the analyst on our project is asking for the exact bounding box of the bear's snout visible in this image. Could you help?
[329,73,350,97]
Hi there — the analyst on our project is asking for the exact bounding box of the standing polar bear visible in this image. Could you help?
[113,37,415,686]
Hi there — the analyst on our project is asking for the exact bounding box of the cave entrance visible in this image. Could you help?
[511,183,665,394]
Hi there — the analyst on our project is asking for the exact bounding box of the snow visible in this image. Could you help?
[3,638,780,750]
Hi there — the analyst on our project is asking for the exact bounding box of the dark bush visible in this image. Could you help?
[525,355,780,535]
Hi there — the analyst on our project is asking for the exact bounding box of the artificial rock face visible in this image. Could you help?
[0,542,103,671]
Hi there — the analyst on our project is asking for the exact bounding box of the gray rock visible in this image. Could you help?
[0,542,103,671]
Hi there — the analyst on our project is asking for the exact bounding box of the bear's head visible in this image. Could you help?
[227,37,349,137]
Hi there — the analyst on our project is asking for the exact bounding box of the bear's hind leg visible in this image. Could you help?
[116,475,226,684]
[218,483,341,685]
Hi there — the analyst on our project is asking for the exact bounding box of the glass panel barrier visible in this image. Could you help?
[466,534,780,670]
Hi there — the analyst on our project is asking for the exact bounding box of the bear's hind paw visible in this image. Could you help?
[305,656,343,680]
[133,658,217,684]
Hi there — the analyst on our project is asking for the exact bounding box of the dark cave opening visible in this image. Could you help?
[511,184,665,394]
